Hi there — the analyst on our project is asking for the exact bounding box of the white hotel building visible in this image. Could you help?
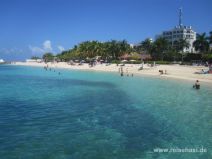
[156,8,196,53]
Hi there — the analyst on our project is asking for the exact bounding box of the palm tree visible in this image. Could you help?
[103,40,130,60]
[178,39,190,51]
[105,40,118,59]
[193,33,209,53]
[31,56,41,60]
[152,38,170,61]
[208,31,212,44]
[140,38,153,54]
[77,41,99,59]
[42,53,54,62]
[119,40,131,57]
[174,39,190,61]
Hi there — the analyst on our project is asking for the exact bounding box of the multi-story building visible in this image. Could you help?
[156,8,196,53]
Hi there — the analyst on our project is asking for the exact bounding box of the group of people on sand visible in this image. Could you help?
[159,70,167,75]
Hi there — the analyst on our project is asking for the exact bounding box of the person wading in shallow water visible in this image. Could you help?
[120,66,124,76]
[193,80,200,89]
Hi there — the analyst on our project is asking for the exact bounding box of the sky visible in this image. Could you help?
[0,0,211,61]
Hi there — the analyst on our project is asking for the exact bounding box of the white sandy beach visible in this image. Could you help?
[12,62,212,84]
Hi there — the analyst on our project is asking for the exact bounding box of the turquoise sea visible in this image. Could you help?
[0,65,211,159]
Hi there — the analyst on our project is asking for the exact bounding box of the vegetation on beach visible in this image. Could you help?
[31,56,41,60]
[56,40,131,62]
[42,53,54,62]
[39,31,212,63]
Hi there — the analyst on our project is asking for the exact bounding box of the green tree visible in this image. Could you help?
[42,53,54,62]
[77,41,103,59]
[152,38,170,61]
[193,33,209,53]
[174,39,190,61]
[118,40,131,58]
[105,40,118,59]
[140,38,153,54]
[31,56,41,60]
[208,31,212,44]
[53,39,145,62]
[57,46,78,62]
[103,40,130,60]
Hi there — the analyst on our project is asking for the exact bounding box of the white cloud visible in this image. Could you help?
[0,48,24,55]
[29,40,53,55]
[57,45,65,52]
[28,40,65,55]
[29,45,44,54]
[43,40,52,51]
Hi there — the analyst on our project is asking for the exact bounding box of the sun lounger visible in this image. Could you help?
[195,69,209,74]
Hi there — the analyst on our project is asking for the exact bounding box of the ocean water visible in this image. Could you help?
[0,65,211,159]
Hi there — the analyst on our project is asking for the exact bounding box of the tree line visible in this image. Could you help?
[38,31,212,63]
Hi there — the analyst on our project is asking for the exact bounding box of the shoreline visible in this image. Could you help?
[10,62,212,84]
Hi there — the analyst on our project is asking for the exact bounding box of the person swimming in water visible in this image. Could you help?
[193,80,200,89]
